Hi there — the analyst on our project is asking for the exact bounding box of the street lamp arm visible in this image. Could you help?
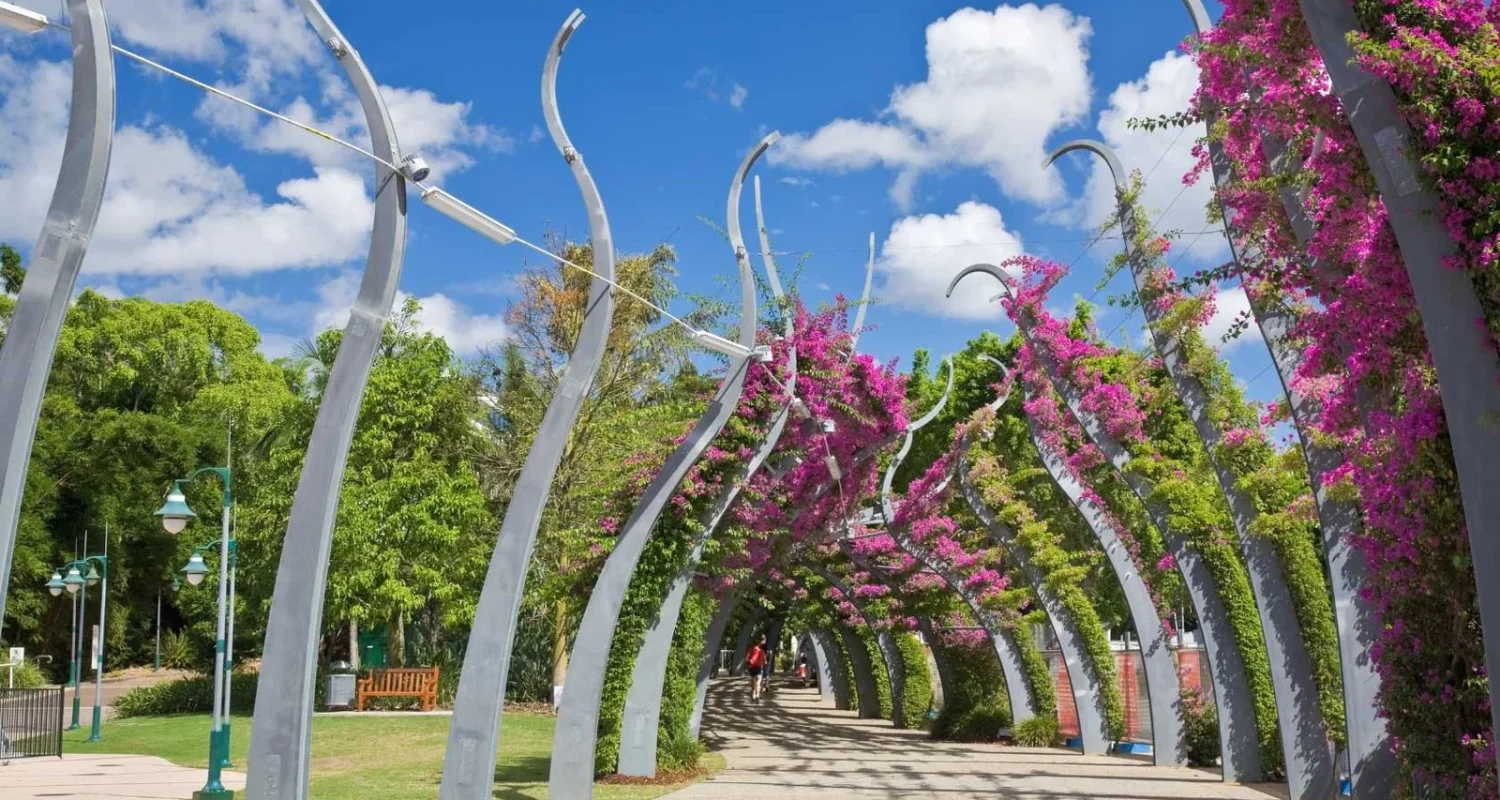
[185,466,231,492]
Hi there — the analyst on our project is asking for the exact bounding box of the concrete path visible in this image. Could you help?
[665,677,1290,800]
[0,753,246,799]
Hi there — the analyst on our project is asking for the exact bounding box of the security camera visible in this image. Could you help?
[400,154,431,183]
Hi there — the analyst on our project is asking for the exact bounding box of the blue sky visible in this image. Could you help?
[0,0,1283,405]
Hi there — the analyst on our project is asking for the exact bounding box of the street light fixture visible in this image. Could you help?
[47,571,64,596]
[64,566,84,595]
[84,563,100,586]
[154,482,196,534]
[182,552,209,586]
[0,1,48,33]
[419,187,516,245]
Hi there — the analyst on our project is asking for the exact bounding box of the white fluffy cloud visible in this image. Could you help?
[1,0,507,277]
[1063,51,1226,264]
[227,78,514,181]
[313,271,508,355]
[1199,285,1263,350]
[772,4,1093,208]
[877,201,1024,320]
[0,56,376,276]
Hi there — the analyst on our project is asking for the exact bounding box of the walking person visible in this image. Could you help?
[747,634,768,703]
[797,651,809,687]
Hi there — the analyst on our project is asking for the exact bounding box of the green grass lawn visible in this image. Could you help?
[63,713,724,799]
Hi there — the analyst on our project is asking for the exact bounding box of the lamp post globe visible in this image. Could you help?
[85,563,100,586]
[154,484,196,535]
[183,553,209,586]
[64,566,85,595]
[47,571,64,596]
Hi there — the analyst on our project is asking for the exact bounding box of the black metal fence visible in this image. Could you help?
[0,686,64,759]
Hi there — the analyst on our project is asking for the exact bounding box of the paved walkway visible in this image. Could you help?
[666,677,1290,800]
[1,754,246,799]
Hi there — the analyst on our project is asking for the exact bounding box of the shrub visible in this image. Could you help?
[1014,715,1061,748]
[158,629,193,670]
[934,698,1013,741]
[1182,685,1220,768]
[115,672,260,717]
[6,660,45,689]
[656,728,704,772]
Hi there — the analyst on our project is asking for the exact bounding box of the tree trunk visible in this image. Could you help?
[390,609,406,667]
[349,619,360,672]
[551,597,568,708]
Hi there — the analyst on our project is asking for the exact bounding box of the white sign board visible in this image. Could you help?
[91,624,101,670]
[7,646,21,664]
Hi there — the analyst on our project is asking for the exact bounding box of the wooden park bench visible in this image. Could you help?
[355,666,440,711]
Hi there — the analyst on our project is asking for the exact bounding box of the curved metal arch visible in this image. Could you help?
[951,265,1264,781]
[248,1,411,795]
[616,162,797,778]
[881,355,955,522]
[883,532,1039,725]
[811,628,853,708]
[872,355,1041,725]
[547,131,774,795]
[914,617,957,712]
[1047,141,1335,797]
[0,0,114,631]
[438,12,619,798]
[849,232,876,351]
[807,564,907,726]
[998,353,1187,765]
[687,590,740,739]
[953,437,1112,755]
[1182,2,1392,792]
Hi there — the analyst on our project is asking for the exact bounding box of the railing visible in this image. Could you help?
[0,686,64,759]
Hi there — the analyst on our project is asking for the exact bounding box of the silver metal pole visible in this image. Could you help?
[952,264,1262,782]
[0,0,114,624]
[211,504,230,743]
[438,11,618,798]
[1045,140,1335,797]
[87,526,107,741]
[1297,0,1500,765]
[546,128,772,799]
[1177,2,1392,791]
[246,1,408,795]
[154,590,161,672]
[616,186,797,775]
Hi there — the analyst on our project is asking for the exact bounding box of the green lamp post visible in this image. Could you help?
[44,567,82,730]
[156,466,233,800]
[47,537,108,742]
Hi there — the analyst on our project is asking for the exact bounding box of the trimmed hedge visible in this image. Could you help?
[115,672,264,717]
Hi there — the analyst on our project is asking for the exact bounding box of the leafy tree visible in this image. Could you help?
[474,240,722,698]
[237,297,495,669]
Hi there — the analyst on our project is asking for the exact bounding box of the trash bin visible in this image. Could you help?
[325,660,356,709]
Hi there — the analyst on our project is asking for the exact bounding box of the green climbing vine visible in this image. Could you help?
[895,632,933,730]
[967,419,1127,740]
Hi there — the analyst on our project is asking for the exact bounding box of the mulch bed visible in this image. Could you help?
[597,763,716,787]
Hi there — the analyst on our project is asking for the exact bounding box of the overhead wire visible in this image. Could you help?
[65,21,715,342]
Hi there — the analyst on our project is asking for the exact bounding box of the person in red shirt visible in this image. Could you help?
[746,634,768,703]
